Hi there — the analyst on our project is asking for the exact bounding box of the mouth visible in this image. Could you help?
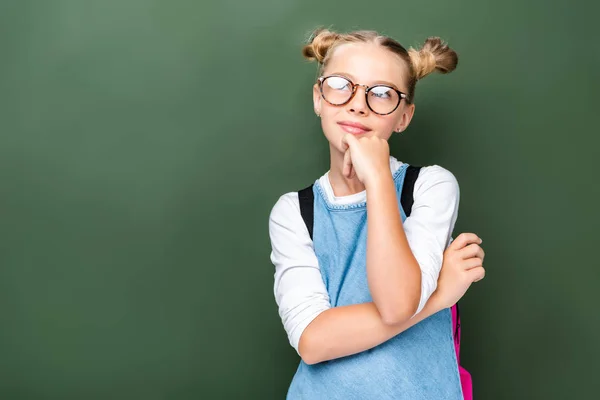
[337,121,372,135]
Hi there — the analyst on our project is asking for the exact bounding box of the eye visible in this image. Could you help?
[326,76,352,91]
[369,86,394,99]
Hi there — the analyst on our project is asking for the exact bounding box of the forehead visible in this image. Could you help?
[324,42,408,89]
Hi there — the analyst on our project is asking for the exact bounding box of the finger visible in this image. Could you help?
[459,243,485,260]
[341,134,349,151]
[343,149,353,178]
[462,257,483,271]
[467,266,486,282]
[448,233,476,250]
[449,233,481,251]
[341,133,357,151]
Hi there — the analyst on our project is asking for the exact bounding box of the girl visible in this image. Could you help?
[268,28,485,399]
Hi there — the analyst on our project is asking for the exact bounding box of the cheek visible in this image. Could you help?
[321,115,340,140]
[319,105,340,125]
[319,111,345,148]
[374,119,397,135]
[364,116,399,138]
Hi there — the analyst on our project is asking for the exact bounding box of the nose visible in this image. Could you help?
[346,85,369,115]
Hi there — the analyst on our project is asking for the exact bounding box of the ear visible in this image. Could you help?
[394,103,415,133]
[313,83,322,116]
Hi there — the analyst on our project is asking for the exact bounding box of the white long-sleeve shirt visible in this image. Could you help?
[268,157,459,354]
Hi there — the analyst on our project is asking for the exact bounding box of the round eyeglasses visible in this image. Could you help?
[318,75,408,115]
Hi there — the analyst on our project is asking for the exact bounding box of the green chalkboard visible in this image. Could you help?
[0,0,598,398]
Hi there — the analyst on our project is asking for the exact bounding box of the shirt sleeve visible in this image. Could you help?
[269,192,331,354]
[403,165,460,314]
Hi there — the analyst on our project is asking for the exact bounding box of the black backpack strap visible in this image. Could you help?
[401,165,421,217]
[454,303,461,344]
[300,164,420,240]
[298,184,314,241]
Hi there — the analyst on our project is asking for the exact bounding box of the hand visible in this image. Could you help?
[341,134,391,186]
[433,233,486,310]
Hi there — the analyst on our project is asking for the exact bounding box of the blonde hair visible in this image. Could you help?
[302,28,458,103]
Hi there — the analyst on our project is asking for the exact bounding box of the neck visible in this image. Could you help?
[327,143,366,197]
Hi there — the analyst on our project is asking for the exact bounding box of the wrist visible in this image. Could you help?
[364,168,393,190]
[427,292,446,313]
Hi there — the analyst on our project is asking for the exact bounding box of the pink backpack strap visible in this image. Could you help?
[452,303,473,400]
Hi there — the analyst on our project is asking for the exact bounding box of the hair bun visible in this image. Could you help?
[408,37,458,80]
[302,28,340,64]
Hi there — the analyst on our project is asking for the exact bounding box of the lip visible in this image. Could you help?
[337,121,372,135]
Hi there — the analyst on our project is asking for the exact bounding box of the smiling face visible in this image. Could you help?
[313,42,416,154]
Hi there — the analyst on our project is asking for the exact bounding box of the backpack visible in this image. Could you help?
[297,165,473,400]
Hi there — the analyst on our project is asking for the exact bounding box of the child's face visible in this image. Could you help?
[313,42,415,155]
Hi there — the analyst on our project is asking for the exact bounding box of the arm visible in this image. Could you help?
[299,293,444,365]
[365,165,460,325]
[403,166,460,314]
[365,171,422,325]
[340,136,459,326]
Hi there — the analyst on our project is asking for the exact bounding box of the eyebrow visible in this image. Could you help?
[328,72,404,91]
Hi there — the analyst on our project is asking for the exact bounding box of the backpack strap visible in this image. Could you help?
[455,302,461,345]
[401,165,421,217]
[298,164,423,240]
[298,184,315,241]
